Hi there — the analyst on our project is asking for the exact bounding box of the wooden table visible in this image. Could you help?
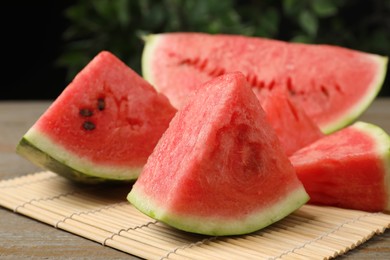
[1,100,389,259]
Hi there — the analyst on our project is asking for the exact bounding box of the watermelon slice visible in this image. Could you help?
[16,51,177,183]
[128,72,309,236]
[290,121,390,212]
[261,90,324,156]
[142,32,388,133]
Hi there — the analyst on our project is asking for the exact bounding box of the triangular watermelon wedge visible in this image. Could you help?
[261,90,324,156]
[142,32,388,134]
[290,121,390,212]
[128,72,309,236]
[16,51,177,183]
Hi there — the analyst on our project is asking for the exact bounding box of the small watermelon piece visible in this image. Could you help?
[16,51,177,183]
[142,32,388,133]
[290,121,390,212]
[128,72,309,236]
[261,91,324,156]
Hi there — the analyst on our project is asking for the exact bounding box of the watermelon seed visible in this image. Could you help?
[83,121,96,131]
[287,78,296,96]
[246,74,268,92]
[178,58,191,65]
[218,67,225,76]
[335,83,344,94]
[258,80,265,89]
[286,77,293,92]
[79,108,93,117]
[179,56,227,76]
[268,80,276,91]
[97,98,105,111]
[192,57,200,65]
[320,85,330,97]
[209,67,225,77]
[246,73,259,88]
[208,67,217,76]
[199,59,208,70]
[251,75,258,87]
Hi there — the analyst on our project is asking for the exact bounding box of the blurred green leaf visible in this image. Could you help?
[311,0,337,17]
[299,10,318,36]
[115,0,130,27]
[256,7,279,37]
[283,0,306,16]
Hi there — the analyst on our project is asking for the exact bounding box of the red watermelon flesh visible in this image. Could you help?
[16,51,177,183]
[128,72,309,236]
[261,90,324,156]
[142,32,388,134]
[290,121,390,212]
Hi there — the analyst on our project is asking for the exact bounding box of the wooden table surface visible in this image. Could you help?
[1,99,389,259]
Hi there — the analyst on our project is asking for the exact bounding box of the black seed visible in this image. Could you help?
[79,108,93,117]
[83,121,96,131]
[97,98,105,111]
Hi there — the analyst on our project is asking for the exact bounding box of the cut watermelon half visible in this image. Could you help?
[142,32,388,134]
[290,121,390,212]
[16,51,177,183]
[261,90,324,156]
[128,72,309,236]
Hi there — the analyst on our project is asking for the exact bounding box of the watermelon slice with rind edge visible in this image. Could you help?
[290,121,390,212]
[16,51,177,184]
[128,72,309,236]
[142,32,388,134]
[261,90,324,156]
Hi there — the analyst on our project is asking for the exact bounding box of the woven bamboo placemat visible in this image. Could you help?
[1,171,389,260]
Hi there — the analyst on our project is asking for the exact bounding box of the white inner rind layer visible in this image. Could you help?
[324,56,388,134]
[23,127,142,180]
[141,34,159,88]
[128,185,309,236]
[353,121,390,212]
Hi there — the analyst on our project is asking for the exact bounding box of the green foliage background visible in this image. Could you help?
[57,0,390,95]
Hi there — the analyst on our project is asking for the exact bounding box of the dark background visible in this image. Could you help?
[2,1,389,100]
[2,2,74,100]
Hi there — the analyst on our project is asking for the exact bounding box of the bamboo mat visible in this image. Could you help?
[1,171,389,260]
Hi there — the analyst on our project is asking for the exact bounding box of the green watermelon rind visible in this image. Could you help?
[16,128,141,184]
[352,121,390,212]
[128,185,309,236]
[324,56,388,134]
[141,34,388,135]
